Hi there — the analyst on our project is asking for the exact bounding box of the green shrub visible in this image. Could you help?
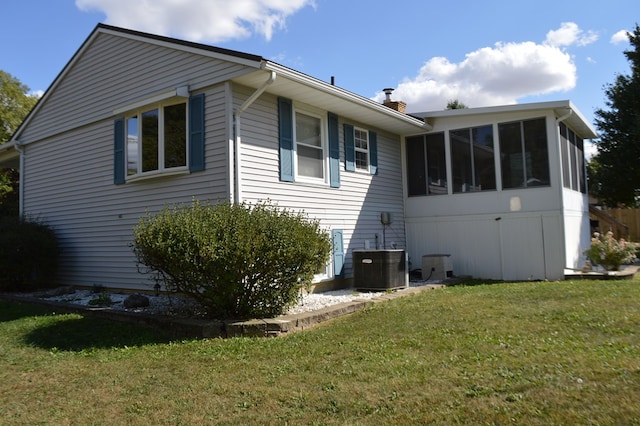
[0,216,60,291]
[132,200,331,319]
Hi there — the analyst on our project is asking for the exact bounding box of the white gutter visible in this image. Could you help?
[233,70,276,204]
[556,108,573,124]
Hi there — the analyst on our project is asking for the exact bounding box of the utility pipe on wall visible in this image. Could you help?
[233,70,276,204]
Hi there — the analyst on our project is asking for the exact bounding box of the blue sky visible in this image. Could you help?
[1,0,635,150]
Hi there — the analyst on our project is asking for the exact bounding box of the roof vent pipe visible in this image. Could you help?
[383,88,394,102]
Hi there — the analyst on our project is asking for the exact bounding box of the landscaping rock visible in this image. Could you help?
[37,286,76,298]
[123,294,150,308]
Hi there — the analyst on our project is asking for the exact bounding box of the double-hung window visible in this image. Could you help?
[353,127,370,171]
[126,101,187,177]
[295,110,326,181]
[278,97,377,187]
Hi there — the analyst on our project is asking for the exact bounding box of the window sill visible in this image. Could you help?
[125,167,190,183]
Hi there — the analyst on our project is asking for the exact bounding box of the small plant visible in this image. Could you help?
[88,292,112,307]
[584,231,638,271]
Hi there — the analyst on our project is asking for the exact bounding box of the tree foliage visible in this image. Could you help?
[0,70,38,143]
[446,99,468,110]
[0,70,39,216]
[590,24,640,207]
[132,200,332,319]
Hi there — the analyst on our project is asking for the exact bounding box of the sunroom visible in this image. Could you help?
[403,100,597,281]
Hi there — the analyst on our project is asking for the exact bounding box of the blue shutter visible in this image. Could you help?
[328,112,340,188]
[344,123,355,171]
[369,130,378,175]
[278,97,294,182]
[189,93,205,172]
[332,229,344,279]
[114,117,125,185]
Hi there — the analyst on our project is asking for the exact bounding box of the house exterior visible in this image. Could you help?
[2,24,429,291]
[404,103,597,280]
[1,24,596,290]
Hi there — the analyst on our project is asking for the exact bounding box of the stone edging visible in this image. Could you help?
[0,283,447,338]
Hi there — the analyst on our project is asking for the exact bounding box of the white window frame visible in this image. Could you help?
[293,106,328,184]
[353,126,370,172]
[125,98,189,181]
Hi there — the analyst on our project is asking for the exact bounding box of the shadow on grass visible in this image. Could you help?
[0,300,56,322]
[23,314,174,352]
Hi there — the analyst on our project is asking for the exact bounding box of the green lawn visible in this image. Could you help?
[1,278,640,425]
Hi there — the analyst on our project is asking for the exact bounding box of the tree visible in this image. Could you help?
[590,24,640,207]
[0,70,38,216]
[446,99,468,110]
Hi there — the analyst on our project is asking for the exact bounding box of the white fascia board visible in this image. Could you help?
[263,61,428,131]
[412,100,597,139]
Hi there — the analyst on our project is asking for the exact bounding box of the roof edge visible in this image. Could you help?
[10,24,266,143]
[96,24,264,64]
[263,61,429,130]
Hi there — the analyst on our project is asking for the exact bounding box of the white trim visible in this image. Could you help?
[293,106,328,184]
[124,98,189,180]
[353,126,370,172]
[124,167,190,183]
[113,86,189,115]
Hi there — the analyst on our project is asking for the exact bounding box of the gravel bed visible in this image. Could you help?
[15,279,441,318]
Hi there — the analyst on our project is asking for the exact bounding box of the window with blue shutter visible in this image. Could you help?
[115,92,200,181]
[278,97,294,182]
[328,112,340,188]
[344,124,377,175]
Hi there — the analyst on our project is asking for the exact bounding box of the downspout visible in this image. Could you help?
[13,141,25,217]
[233,70,276,204]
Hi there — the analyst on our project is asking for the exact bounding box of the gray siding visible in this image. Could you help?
[23,84,231,290]
[235,86,406,279]
[21,32,252,143]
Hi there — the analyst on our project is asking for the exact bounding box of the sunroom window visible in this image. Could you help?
[406,132,448,196]
[499,118,549,189]
[126,101,187,177]
[559,122,586,193]
[450,125,496,193]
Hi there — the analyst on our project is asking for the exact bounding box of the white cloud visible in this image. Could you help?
[544,22,598,47]
[610,29,630,44]
[29,90,44,98]
[75,0,315,42]
[382,38,577,112]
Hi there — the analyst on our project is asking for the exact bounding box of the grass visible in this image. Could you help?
[1,277,640,425]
